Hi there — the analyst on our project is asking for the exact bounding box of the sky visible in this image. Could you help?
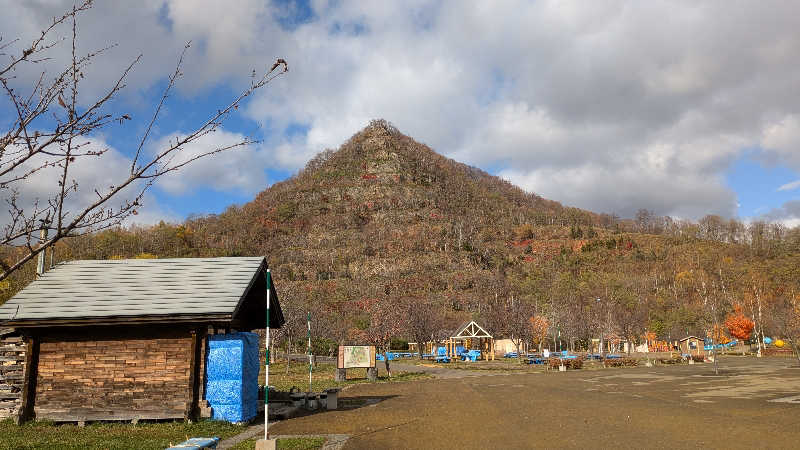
[2,0,800,227]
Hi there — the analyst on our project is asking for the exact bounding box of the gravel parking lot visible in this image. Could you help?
[269,356,800,449]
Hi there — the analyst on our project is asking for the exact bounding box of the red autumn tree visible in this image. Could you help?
[725,305,755,341]
[725,305,755,354]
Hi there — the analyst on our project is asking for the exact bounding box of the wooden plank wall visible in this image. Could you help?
[0,330,24,419]
[34,330,194,421]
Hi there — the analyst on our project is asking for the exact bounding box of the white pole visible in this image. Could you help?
[264,269,271,440]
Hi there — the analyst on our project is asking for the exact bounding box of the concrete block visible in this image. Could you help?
[326,389,339,410]
[255,438,277,450]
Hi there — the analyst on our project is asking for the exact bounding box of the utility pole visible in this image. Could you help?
[307,312,312,393]
[264,269,271,441]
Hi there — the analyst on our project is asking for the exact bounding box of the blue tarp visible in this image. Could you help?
[205,332,259,423]
[462,349,481,361]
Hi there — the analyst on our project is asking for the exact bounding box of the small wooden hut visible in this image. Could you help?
[0,257,283,423]
[679,336,704,356]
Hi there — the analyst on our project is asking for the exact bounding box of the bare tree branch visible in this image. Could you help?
[0,2,288,281]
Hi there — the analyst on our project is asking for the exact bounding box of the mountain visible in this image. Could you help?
[195,120,596,310]
[4,120,799,350]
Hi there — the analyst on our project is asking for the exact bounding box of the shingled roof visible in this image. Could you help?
[0,257,283,329]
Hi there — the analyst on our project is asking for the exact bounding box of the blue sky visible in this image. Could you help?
[2,0,800,227]
[726,154,799,219]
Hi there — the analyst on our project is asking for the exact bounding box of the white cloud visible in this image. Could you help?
[762,115,800,170]
[760,200,800,228]
[5,1,800,220]
[148,130,268,195]
[1,137,177,232]
[777,180,800,192]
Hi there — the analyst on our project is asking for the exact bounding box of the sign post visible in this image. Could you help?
[337,345,377,380]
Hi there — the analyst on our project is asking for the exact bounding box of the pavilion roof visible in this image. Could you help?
[450,320,493,339]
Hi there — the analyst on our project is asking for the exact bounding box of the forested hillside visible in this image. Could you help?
[2,120,799,356]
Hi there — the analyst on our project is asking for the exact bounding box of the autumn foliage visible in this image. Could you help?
[529,316,549,347]
[725,305,755,341]
[709,324,731,345]
[3,120,800,365]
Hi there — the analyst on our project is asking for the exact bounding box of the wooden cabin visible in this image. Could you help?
[0,257,283,423]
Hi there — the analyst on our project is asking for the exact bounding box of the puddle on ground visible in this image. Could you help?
[768,395,800,404]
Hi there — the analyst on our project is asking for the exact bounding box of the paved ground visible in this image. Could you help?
[267,356,800,449]
[389,362,497,379]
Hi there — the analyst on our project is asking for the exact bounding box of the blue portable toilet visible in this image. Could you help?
[205,332,260,422]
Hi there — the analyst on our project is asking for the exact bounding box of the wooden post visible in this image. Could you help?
[185,328,203,422]
[18,335,40,424]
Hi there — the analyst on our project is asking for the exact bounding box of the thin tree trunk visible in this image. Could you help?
[757,290,764,357]
[286,339,291,375]
[713,347,718,375]
[269,339,275,364]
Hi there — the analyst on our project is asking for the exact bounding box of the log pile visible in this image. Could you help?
[34,334,193,421]
[0,328,24,419]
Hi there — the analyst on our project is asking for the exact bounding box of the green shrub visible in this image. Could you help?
[390,338,409,350]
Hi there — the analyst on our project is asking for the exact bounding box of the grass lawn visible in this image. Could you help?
[0,418,247,450]
[0,362,427,449]
[229,436,326,450]
[261,360,430,392]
